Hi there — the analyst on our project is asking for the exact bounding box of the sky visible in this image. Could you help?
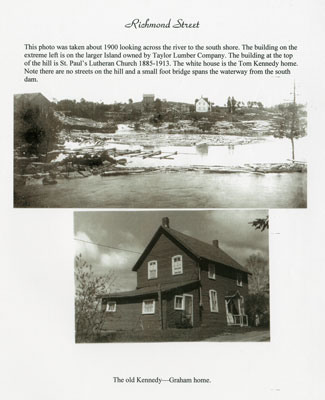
[74,210,269,292]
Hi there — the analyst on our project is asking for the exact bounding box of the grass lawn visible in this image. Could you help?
[88,326,270,343]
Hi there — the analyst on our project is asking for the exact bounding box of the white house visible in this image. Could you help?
[195,96,212,112]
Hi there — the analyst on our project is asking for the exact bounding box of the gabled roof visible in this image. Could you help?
[14,92,50,102]
[101,280,199,299]
[195,97,211,105]
[132,225,249,273]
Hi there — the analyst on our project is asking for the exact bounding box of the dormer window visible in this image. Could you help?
[148,260,158,279]
[237,272,243,287]
[208,264,216,280]
[172,255,183,275]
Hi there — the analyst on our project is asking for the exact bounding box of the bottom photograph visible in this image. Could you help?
[74,210,270,343]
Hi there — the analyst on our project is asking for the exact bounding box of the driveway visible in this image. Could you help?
[204,329,270,342]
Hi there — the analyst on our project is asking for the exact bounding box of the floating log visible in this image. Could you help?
[101,171,130,177]
[159,151,178,159]
[114,149,140,156]
[143,151,162,159]
[130,151,153,158]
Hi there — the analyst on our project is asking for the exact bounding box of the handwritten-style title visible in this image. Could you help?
[125,19,200,29]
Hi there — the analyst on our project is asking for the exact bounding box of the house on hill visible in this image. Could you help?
[195,96,212,112]
[14,92,52,112]
[101,217,250,332]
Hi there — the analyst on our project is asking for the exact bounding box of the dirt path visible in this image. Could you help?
[204,329,270,342]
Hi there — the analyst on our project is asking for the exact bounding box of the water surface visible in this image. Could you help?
[14,171,307,208]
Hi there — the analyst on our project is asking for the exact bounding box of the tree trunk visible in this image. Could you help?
[290,137,295,161]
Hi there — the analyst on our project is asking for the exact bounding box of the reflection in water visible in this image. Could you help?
[195,143,209,155]
[228,144,235,155]
[15,171,307,209]
[106,137,307,168]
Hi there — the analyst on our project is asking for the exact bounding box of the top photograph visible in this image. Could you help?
[13,84,307,208]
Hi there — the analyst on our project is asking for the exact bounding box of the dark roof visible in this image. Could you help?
[14,93,51,104]
[195,97,211,105]
[101,280,199,299]
[14,92,49,101]
[165,227,248,272]
[132,225,249,274]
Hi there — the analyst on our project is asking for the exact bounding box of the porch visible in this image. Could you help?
[225,291,248,327]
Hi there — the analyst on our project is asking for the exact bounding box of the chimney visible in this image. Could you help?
[162,217,170,228]
[212,240,219,248]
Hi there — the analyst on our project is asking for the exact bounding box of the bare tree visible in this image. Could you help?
[273,84,307,161]
[74,254,115,342]
[246,253,269,294]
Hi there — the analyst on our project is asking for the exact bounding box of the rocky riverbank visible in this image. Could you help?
[14,155,307,187]
[14,119,307,187]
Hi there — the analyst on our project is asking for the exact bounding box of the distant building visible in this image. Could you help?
[142,94,155,112]
[14,92,52,113]
[142,94,155,103]
[195,96,212,112]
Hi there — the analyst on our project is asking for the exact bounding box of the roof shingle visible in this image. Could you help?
[101,280,199,299]
[164,226,248,273]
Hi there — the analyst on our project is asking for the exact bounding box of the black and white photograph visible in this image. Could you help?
[74,210,269,342]
[2,0,325,399]
[14,81,307,208]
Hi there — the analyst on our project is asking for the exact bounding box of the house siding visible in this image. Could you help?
[200,260,249,329]
[102,297,160,331]
[195,98,210,112]
[164,287,200,328]
[100,226,251,333]
[136,233,199,289]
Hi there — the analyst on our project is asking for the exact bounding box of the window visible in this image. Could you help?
[142,299,155,314]
[208,264,216,279]
[237,272,243,287]
[174,295,184,310]
[172,255,183,275]
[106,302,116,312]
[209,290,219,312]
[148,260,158,280]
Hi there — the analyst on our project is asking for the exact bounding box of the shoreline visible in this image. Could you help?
[15,161,307,187]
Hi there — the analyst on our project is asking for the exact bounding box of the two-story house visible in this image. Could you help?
[195,96,212,112]
[101,217,250,331]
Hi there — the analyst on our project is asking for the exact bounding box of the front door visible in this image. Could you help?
[184,294,193,326]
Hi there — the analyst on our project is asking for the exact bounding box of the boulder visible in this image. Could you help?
[25,176,43,185]
[43,177,57,185]
[25,164,37,174]
[78,170,92,177]
[100,151,117,164]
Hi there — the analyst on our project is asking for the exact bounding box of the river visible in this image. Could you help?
[15,171,306,208]
[70,132,307,168]
[15,135,307,208]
